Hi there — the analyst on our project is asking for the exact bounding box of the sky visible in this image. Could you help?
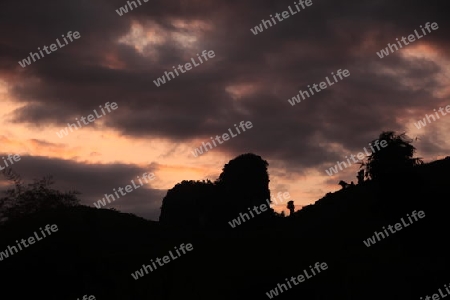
[0,0,449,220]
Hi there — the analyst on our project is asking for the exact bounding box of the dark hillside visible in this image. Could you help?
[1,158,449,299]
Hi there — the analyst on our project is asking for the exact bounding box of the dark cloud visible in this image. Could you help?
[1,0,449,174]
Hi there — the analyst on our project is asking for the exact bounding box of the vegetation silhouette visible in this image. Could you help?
[159,179,215,229]
[0,168,80,223]
[160,153,274,230]
[0,131,449,300]
[360,131,423,181]
[357,169,365,184]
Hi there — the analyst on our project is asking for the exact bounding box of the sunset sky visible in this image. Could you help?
[0,0,449,220]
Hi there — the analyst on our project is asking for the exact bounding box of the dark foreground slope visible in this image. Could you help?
[1,158,450,300]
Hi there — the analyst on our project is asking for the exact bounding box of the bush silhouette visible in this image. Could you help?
[360,131,423,180]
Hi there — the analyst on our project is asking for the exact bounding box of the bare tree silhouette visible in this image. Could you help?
[0,169,80,222]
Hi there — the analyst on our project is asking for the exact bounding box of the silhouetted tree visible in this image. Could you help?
[287,200,295,216]
[0,169,80,223]
[360,131,423,180]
